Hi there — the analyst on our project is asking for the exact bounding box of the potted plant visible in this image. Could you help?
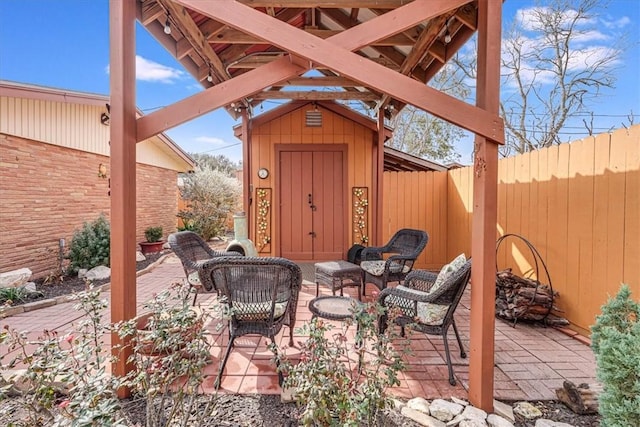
[139,226,164,255]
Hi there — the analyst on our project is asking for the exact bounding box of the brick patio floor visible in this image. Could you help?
[1,254,597,402]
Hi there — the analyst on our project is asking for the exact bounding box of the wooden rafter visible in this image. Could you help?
[175,0,503,142]
[379,12,454,108]
[251,90,379,100]
[272,76,361,87]
[157,0,228,82]
[212,27,414,46]
[235,0,423,6]
[140,0,442,140]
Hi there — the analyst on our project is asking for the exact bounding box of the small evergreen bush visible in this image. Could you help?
[67,214,110,274]
[591,284,640,427]
[144,226,163,243]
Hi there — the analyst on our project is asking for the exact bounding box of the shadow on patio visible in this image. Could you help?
[1,254,596,402]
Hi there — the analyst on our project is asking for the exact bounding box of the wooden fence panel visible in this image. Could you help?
[382,125,639,335]
[382,171,449,269]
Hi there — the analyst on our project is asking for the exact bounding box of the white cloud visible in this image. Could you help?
[135,55,184,83]
[104,56,185,83]
[566,46,622,70]
[572,29,609,44]
[195,136,227,145]
[602,16,631,29]
[516,7,597,32]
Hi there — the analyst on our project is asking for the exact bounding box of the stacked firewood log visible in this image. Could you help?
[495,268,569,326]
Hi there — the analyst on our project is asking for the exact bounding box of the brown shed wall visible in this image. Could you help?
[0,133,179,278]
[248,104,376,257]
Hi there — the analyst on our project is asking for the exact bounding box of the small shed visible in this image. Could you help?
[0,80,195,277]
[234,100,405,261]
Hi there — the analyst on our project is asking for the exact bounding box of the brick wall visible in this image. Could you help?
[0,133,179,278]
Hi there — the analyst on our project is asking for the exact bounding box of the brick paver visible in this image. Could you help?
[0,254,599,402]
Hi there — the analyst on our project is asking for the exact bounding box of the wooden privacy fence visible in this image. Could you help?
[384,125,640,336]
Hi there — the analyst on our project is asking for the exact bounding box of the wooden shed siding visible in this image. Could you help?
[249,105,375,256]
[0,134,179,278]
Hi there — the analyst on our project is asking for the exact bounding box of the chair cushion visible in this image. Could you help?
[385,292,449,326]
[361,260,410,277]
[416,302,449,325]
[432,253,466,292]
[232,301,288,320]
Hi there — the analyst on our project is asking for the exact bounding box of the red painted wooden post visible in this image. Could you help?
[109,0,137,397]
[241,109,251,229]
[376,109,386,245]
[469,0,504,412]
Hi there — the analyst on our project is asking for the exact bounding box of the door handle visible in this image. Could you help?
[308,193,316,211]
[308,231,316,238]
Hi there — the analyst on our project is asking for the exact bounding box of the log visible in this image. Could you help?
[556,380,601,415]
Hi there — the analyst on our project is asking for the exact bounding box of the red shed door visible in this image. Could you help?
[279,150,345,260]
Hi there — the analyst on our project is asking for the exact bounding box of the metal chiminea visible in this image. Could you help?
[226,212,258,256]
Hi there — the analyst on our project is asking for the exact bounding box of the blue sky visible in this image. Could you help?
[1,1,638,165]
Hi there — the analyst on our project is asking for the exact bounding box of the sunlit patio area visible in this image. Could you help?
[0,253,597,402]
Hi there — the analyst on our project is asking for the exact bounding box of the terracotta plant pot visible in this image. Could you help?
[139,241,165,255]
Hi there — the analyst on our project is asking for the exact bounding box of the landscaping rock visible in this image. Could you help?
[78,269,88,279]
[534,420,575,427]
[514,401,543,419]
[136,251,146,262]
[460,418,488,427]
[23,282,38,294]
[402,406,447,427]
[460,405,487,427]
[493,400,515,422]
[452,396,470,406]
[0,268,32,289]
[430,398,464,422]
[487,413,514,427]
[407,397,431,414]
[85,266,111,281]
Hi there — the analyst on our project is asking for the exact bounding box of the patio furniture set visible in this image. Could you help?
[168,228,471,388]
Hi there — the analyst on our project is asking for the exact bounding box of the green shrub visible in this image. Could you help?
[178,167,241,240]
[144,226,163,243]
[67,214,110,274]
[591,284,640,427]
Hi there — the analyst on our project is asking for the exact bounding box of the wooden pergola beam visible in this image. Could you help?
[273,76,361,87]
[236,0,421,6]
[213,27,414,46]
[139,0,441,141]
[177,0,504,143]
[252,90,379,100]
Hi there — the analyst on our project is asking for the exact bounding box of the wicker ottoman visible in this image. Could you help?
[314,260,363,301]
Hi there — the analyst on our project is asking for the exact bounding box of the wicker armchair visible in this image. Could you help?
[360,228,428,293]
[378,258,471,385]
[202,256,302,388]
[168,231,241,303]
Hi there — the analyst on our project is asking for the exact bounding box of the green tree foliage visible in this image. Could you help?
[388,65,469,163]
[178,167,241,240]
[67,214,110,274]
[189,153,240,177]
[591,284,640,427]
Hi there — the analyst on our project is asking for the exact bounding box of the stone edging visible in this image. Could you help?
[0,253,173,320]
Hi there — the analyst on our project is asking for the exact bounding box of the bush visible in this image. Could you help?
[274,302,409,427]
[591,284,640,427]
[67,214,110,274]
[178,167,241,241]
[144,226,163,243]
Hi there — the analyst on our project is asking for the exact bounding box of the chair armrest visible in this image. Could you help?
[378,285,440,304]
